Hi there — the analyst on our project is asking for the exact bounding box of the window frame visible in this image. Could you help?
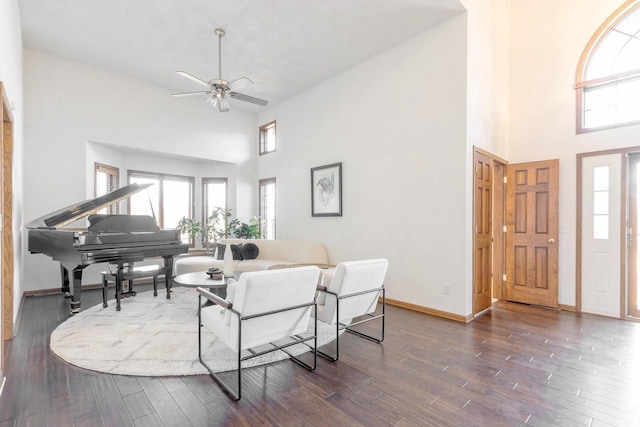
[575,0,640,133]
[259,120,277,155]
[94,162,120,214]
[259,177,276,239]
[127,169,195,231]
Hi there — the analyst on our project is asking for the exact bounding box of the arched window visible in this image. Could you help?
[576,1,640,133]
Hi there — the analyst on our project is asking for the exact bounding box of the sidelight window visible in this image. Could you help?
[593,166,610,240]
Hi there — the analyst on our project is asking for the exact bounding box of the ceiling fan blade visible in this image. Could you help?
[229,92,269,107]
[227,76,254,91]
[176,71,211,88]
[172,91,211,97]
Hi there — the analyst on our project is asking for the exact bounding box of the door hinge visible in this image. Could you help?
[503,176,507,184]
[502,274,507,281]
[503,225,507,233]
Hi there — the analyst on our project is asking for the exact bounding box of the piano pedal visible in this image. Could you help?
[120,290,137,299]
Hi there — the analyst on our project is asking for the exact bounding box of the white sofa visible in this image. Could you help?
[174,239,329,276]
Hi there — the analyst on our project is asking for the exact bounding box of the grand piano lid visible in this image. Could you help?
[26,183,154,229]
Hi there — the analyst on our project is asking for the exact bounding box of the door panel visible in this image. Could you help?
[473,151,493,314]
[506,160,559,308]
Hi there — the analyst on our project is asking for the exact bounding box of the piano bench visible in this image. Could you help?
[101,265,169,310]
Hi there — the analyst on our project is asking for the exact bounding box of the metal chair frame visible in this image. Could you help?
[316,285,385,361]
[197,288,317,401]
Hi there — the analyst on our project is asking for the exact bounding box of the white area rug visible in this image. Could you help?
[50,287,336,376]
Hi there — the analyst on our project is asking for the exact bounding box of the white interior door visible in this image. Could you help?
[581,154,621,318]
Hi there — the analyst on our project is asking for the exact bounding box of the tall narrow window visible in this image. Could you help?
[203,177,228,236]
[576,1,640,132]
[95,163,119,214]
[128,170,194,243]
[259,121,276,155]
[259,178,276,239]
[593,166,610,239]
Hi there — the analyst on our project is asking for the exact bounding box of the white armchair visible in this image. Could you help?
[197,266,320,401]
[316,258,388,361]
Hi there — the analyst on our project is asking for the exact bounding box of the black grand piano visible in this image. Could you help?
[27,183,189,314]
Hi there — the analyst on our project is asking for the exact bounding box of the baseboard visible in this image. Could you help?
[559,304,576,312]
[385,298,472,323]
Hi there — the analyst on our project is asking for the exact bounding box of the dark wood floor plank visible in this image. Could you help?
[45,394,75,427]
[132,412,163,427]
[91,374,135,427]
[114,375,143,398]
[123,390,155,421]
[66,365,101,421]
[160,377,218,426]
[137,377,191,427]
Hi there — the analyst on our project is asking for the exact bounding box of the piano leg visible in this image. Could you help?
[60,265,71,298]
[164,256,174,299]
[69,265,87,315]
[115,264,124,311]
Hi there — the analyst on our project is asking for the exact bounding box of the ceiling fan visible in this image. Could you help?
[172,28,268,112]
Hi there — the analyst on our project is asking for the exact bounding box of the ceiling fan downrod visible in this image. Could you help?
[215,28,225,82]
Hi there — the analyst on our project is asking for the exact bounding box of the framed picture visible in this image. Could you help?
[311,162,342,217]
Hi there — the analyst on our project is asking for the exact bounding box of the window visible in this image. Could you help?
[259,178,276,239]
[576,1,640,132]
[259,121,276,155]
[593,166,610,239]
[95,163,119,214]
[203,177,227,236]
[128,170,194,243]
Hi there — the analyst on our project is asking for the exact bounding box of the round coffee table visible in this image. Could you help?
[173,271,229,299]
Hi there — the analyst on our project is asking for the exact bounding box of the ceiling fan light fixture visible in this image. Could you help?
[206,93,217,107]
[218,97,230,112]
[173,28,269,111]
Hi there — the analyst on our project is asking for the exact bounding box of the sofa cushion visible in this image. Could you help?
[241,243,260,260]
[174,256,239,276]
[221,239,328,264]
[216,243,243,260]
[236,259,295,272]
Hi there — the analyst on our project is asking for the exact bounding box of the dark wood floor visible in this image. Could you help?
[2,285,640,427]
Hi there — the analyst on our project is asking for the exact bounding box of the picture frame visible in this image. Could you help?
[311,162,342,217]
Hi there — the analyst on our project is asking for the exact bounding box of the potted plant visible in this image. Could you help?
[178,209,263,253]
[226,215,263,239]
[177,207,230,254]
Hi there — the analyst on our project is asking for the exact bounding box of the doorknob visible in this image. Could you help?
[549,238,556,244]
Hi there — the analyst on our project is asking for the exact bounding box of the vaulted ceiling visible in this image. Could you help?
[18,0,465,112]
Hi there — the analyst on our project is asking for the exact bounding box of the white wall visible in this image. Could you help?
[23,49,257,292]
[0,0,24,338]
[508,0,640,307]
[459,0,511,315]
[257,15,469,315]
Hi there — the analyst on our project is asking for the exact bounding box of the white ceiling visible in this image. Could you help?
[18,0,465,113]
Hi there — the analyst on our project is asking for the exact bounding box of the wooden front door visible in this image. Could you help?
[506,160,559,308]
[473,151,493,314]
